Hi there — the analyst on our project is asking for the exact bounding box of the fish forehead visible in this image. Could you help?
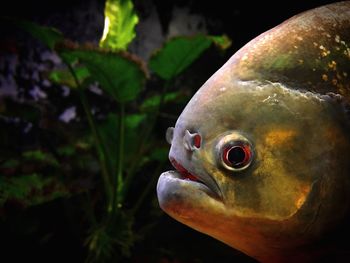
[176,80,330,138]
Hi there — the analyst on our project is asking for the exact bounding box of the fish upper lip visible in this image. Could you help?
[170,158,201,182]
[169,157,223,201]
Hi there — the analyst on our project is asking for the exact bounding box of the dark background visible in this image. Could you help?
[0,0,341,262]
[1,0,340,52]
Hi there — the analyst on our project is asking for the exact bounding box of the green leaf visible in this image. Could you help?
[100,0,139,50]
[7,18,63,50]
[140,91,188,112]
[49,66,90,89]
[209,34,232,50]
[0,174,69,207]
[60,48,146,102]
[22,150,59,167]
[149,34,232,80]
[99,113,146,175]
[149,35,212,80]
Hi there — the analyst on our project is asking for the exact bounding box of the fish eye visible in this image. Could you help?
[222,143,252,170]
[216,133,254,172]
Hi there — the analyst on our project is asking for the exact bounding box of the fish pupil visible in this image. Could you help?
[227,146,246,167]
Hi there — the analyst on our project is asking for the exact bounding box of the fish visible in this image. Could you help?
[157,2,350,262]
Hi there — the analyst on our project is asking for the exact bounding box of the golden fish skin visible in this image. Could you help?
[157,2,350,263]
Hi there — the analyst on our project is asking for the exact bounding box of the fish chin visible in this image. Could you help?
[157,171,223,219]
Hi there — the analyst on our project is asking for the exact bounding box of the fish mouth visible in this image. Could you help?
[170,158,201,182]
[166,157,223,201]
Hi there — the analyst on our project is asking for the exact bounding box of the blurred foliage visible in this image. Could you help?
[2,17,63,49]
[49,66,90,89]
[60,48,147,102]
[22,150,59,166]
[0,0,231,262]
[140,91,187,112]
[209,34,232,50]
[149,34,231,80]
[0,173,69,207]
[100,0,139,50]
[0,98,41,122]
[150,35,211,80]
[98,113,147,176]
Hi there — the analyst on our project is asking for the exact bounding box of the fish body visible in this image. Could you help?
[157,2,350,262]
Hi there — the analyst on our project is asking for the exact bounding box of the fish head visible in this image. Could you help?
[157,2,350,261]
[157,66,350,260]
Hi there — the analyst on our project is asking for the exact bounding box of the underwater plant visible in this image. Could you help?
[0,0,230,261]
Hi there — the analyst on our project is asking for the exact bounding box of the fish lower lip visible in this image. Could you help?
[159,170,222,202]
[169,158,222,200]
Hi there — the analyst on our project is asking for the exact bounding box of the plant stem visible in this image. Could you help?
[65,61,113,209]
[117,103,125,195]
[122,80,171,201]
[111,103,125,217]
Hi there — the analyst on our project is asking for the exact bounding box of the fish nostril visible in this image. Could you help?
[183,130,201,151]
[193,134,201,148]
[166,127,174,145]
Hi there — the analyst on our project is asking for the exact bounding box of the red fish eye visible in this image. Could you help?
[223,144,252,169]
